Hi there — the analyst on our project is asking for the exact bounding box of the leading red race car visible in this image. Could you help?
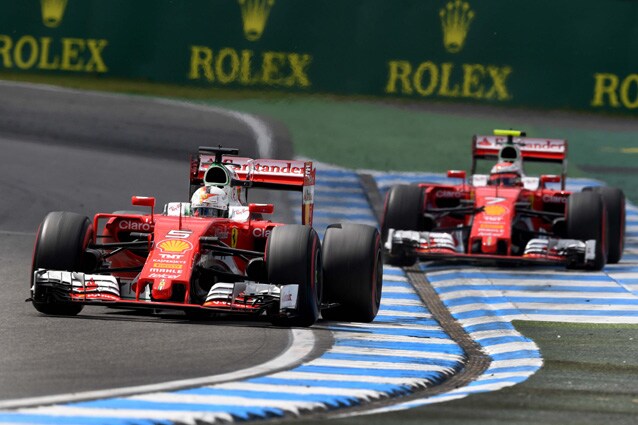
[382,130,625,270]
[30,146,382,327]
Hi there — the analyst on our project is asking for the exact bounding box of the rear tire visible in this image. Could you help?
[322,224,382,322]
[584,187,625,263]
[381,185,424,267]
[566,192,607,271]
[31,212,93,315]
[266,225,322,327]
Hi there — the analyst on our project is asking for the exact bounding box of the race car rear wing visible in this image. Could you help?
[471,133,568,189]
[190,147,315,226]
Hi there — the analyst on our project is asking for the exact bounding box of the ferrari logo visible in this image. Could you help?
[231,228,239,248]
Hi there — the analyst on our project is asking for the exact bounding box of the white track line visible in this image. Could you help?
[0,329,315,409]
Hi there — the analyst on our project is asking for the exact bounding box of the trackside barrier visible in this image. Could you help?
[0,0,637,112]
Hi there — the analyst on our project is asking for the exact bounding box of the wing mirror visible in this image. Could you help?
[132,196,156,208]
[540,175,561,187]
[249,203,274,215]
[447,170,467,191]
[131,196,155,220]
[447,170,467,180]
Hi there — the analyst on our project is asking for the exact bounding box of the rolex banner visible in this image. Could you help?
[0,0,637,112]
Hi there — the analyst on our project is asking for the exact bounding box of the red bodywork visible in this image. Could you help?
[415,181,570,262]
[390,133,574,265]
[85,211,277,309]
[67,155,316,312]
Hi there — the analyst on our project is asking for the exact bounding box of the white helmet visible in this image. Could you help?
[489,161,523,187]
[202,164,247,205]
[191,186,231,217]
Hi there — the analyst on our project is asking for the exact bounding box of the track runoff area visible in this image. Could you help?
[1,165,637,424]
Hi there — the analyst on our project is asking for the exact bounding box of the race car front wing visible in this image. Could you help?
[31,269,300,315]
[385,229,597,267]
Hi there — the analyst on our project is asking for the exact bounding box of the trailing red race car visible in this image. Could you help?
[382,130,625,270]
[30,146,382,327]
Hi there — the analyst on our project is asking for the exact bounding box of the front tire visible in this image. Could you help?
[322,224,382,322]
[381,185,424,267]
[266,225,322,327]
[31,212,93,315]
[566,192,607,271]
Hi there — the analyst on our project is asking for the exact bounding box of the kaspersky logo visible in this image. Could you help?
[41,0,68,28]
[439,0,475,53]
[238,0,274,41]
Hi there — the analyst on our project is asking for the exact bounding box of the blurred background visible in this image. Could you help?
[0,0,636,199]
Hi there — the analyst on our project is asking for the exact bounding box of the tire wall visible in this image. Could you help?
[1,0,637,113]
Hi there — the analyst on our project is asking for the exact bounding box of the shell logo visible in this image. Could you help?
[157,239,193,254]
[484,205,507,216]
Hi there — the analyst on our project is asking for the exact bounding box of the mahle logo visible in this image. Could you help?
[238,0,274,41]
[41,0,68,28]
[439,0,475,53]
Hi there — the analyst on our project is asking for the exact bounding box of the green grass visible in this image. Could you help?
[410,321,638,425]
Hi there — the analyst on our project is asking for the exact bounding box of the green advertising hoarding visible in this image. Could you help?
[0,0,637,112]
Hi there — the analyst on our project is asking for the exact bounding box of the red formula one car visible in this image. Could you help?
[30,146,382,327]
[382,130,625,270]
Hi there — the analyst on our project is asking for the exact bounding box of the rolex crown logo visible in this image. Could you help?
[41,0,68,28]
[238,0,275,41]
[439,0,475,53]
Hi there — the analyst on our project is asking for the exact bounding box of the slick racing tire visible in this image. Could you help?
[31,212,94,315]
[266,225,322,327]
[566,192,607,271]
[322,223,382,323]
[185,267,216,321]
[583,186,625,264]
[381,184,423,267]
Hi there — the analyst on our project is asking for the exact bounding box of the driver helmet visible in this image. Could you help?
[489,161,523,187]
[191,185,231,217]
[202,163,247,205]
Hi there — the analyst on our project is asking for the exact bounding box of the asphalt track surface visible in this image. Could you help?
[0,83,308,401]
